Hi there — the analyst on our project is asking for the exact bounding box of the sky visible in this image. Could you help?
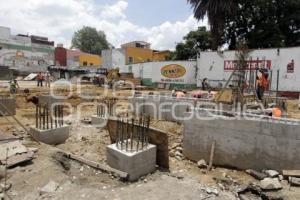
[0,0,208,50]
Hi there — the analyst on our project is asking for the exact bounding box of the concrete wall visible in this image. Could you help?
[183,110,300,170]
[129,96,197,123]
[197,47,300,92]
[120,61,197,89]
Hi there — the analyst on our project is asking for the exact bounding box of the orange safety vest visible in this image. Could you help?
[258,75,269,90]
[273,108,282,118]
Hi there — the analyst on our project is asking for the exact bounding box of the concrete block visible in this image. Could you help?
[0,98,16,116]
[91,115,108,127]
[106,143,156,181]
[30,126,70,145]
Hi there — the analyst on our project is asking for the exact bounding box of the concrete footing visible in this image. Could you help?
[30,126,70,145]
[91,115,107,127]
[106,143,157,181]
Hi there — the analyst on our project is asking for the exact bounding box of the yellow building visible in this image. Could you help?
[79,54,102,67]
[152,50,171,61]
[121,41,171,64]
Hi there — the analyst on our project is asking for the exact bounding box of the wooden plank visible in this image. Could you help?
[207,140,216,171]
[57,150,128,179]
[283,170,300,178]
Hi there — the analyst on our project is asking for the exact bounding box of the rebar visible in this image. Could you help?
[115,115,150,153]
[35,103,64,130]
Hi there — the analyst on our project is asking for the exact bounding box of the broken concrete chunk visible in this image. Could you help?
[40,181,59,195]
[246,169,267,180]
[282,170,300,178]
[0,141,27,160]
[260,178,282,190]
[278,175,284,181]
[197,159,207,169]
[264,170,280,178]
[289,177,300,186]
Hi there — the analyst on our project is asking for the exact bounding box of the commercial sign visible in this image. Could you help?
[287,60,294,73]
[224,60,272,71]
[161,64,186,78]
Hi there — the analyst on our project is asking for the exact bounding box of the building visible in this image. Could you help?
[0,26,55,73]
[153,50,171,62]
[121,41,153,64]
[102,48,126,70]
[54,46,102,68]
[102,41,171,69]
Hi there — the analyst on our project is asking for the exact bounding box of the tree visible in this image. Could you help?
[187,0,238,50]
[223,0,300,49]
[174,26,212,60]
[71,26,109,55]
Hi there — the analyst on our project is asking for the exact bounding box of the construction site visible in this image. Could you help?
[0,1,300,199]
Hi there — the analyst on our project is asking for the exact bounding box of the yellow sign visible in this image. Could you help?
[161,64,186,78]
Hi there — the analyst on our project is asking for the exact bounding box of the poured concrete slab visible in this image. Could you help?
[107,143,156,181]
[30,126,70,145]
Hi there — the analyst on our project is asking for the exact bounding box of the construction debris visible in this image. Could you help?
[197,159,207,169]
[282,170,300,178]
[264,170,280,178]
[260,178,283,190]
[289,177,300,186]
[40,181,59,196]
[54,151,128,179]
[0,141,36,167]
[246,169,267,180]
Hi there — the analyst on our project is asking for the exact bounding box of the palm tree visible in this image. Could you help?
[187,0,238,50]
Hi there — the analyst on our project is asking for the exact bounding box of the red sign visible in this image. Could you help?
[224,60,272,71]
[287,60,294,73]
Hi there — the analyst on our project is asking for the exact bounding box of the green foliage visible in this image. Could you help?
[188,0,300,50]
[174,26,212,60]
[223,0,300,49]
[187,0,238,50]
[71,26,109,55]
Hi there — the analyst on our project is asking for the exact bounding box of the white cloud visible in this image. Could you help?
[0,0,207,50]
[100,0,128,20]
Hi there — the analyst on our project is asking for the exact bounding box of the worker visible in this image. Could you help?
[202,78,209,91]
[37,72,44,87]
[45,71,51,88]
[272,107,282,118]
[171,90,176,97]
[193,90,202,98]
[10,79,19,94]
[256,70,269,100]
[176,90,186,98]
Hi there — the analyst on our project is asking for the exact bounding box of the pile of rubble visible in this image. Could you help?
[246,169,300,189]
[0,131,38,197]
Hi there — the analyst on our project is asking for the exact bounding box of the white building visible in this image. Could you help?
[0,26,55,73]
[102,48,126,70]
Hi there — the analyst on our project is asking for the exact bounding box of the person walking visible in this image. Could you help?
[45,71,51,88]
[10,79,19,94]
[37,72,44,87]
